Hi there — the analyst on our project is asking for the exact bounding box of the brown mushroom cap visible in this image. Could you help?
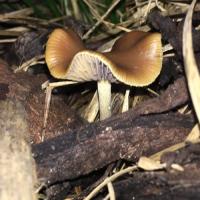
[104,32,162,86]
[45,29,162,86]
[111,31,149,51]
[45,28,85,79]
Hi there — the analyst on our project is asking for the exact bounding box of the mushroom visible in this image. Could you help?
[45,28,162,120]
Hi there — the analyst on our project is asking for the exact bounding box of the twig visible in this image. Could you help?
[14,55,45,73]
[0,39,16,43]
[84,166,138,200]
[122,89,130,112]
[42,80,78,140]
[0,8,33,22]
[82,91,99,122]
[83,0,121,40]
[71,0,81,20]
[83,0,130,33]
[107,182,116,200]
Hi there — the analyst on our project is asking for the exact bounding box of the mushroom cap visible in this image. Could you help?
[45,29,163,86]
[111,31,149,51]
[45,28,85,79]
[104,32,163,86]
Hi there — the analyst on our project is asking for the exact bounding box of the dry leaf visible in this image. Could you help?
[185,124,200,143]
[183,0,200,123]
[137,156,166,171]
[171,164,184,172]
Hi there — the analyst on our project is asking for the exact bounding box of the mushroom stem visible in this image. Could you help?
[97,80,111,120]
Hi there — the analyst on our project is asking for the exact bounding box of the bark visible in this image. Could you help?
[0,60,86,143]
[108,143,200,200]
[0,99,37,200]
[33,112,194,185]
[32,76,192,185]
[123,77,189,117]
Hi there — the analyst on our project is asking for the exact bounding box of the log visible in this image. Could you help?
[0,99,37,200]
[32,76,192,185]
[122,77,189,117]
[0,59,86,143]
[110,143,200,200]
[33,112,194,185]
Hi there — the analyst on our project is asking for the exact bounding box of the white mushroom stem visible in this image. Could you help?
[97,80,111,120]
